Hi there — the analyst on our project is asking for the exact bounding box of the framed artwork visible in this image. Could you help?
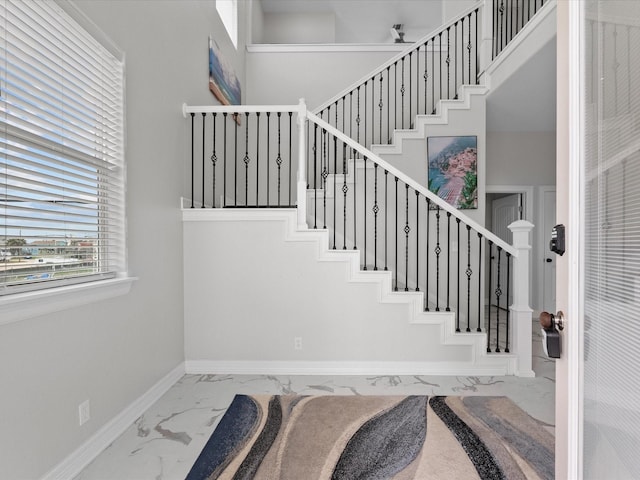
[208,36,241,105]
[427,136,477,209]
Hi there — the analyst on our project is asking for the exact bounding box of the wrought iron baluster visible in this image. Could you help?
[408,52,412,126]
[404,183,410,291]
[313,123,317,229]
[356,86,361,152]
[456,218,461,331]
[288,112,293,205]
[394,62,398,130]
[244,112,250,206]
[487,241,493,352]
[343,142,348,250]
[466,225,472,332]
[477,233,482,331]
[353,136,357,250]
[475,9,479,83]
[363,156,368,270]
[468,12,473,86]
[322,128,327,229]
[333,105,338,249]
[431,37,435,113]
[234,113,238,206]
[446,27,450,100]
[190,112,194,208]
[373,164,379,270]
[415,190,420,291]
[266,112,270,206]
[379,73,383,144]
[276,112,282,206]
[423,41,428,115]
[394,177,399,291]
[446,211,451,311]
[386,66,391,143]
[425,198,431,310]
[495,246,502,353]
[364,81,368,149]
[211,112,217,207]
[371,76,375,147]
[401,57,405,129]
[454,22,458,99]
[435,207,441,311]
[223,113,228,207]
[438,32,442,106]
[255,113,260,205]
[506,252,511,352]
[201,112,206,208]
[384,170,388,270]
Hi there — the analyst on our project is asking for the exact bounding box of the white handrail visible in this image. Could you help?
[182,103,301,117]
[306,111,516,256]
[313,2,483,114]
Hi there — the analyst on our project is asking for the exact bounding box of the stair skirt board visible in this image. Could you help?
[183,208,518,376]
[184,360,517,377]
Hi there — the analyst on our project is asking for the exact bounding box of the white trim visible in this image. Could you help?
[247,43,418,53]
[486,185,535,222]
[537,185,556,310]
[0,277,137,326]
[184,360,513,377]
[40,363,186,480]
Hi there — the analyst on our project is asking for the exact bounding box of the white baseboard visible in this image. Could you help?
[40,363,186,480]
[185,360,509,377]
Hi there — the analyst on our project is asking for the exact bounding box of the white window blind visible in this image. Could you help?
[0,0,125,295]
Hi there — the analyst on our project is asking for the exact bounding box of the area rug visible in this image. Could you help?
[185,395,554,480]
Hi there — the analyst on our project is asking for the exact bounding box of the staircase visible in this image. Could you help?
[181,0,555,377]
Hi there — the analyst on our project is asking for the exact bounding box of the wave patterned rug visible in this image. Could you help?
[186,395,553,480]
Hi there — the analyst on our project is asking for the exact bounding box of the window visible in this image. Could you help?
[216,0,238,49]
[0,0,126,296]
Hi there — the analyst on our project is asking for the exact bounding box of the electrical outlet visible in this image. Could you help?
[79,400,90,426]
[294,337,302,350]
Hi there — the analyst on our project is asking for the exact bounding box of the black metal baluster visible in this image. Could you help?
[211,113,217,207]
[394,62,398,129]
[477,233,482,331]
[356,86,361,151]
[276,112,282,206]
[313,123,317,228]
[244,112,250,206]
[408,52,412,126]
[379,73,383,144]
[288,112,293,205]
[446,212,451,311]
[435,207,441,311]
[404,184,410,291]
[371,76,375,147]
[456,218,461,331]
[466,225,472,332]
[386,66,391,143]
[492,0,497,59]
[505,252,511,352]
[322,128,327,229]
[432,37,435,113]
[438,32,442,107]
[190,112,194,208]
[394,177,399,291]
[469,12,473,85]
[499,1,504,55]
[487,241,493,352]
[373,164,378,270]
[343,142,347,250]
[424,41,428,114]
[475,9,479,84]
[415,190,420,291]
[454,21,458,99]
[384,170,388,270]
[201,112,206,208]
[516,0,520,34]
[234,113,238,206]
[495,246,502,353]
[353,135,357,250]
[333,106,338,249]
[446,26,451,100]
[425,198,431,310]
[223,113,227,207]
[266,112,270,206]
[416,45,420,116]
[255,113,260,205]
[401,57,405,129]
[363,156,367,270]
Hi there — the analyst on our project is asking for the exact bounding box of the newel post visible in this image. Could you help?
[508,220,535,377]
[296,98,308,229]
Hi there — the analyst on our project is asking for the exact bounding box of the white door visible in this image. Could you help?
[557,1,640,478]
[490,194,519,308]
[541,189,556,313]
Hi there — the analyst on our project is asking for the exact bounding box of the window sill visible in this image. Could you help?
[0,276,137,326]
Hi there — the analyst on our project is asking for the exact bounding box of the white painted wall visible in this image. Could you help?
[246,48,399,108]
[486,131,556,186]
[442,0,481,23]
[0,2,245,478]
[184,214,469,365]
[263,12,336,44]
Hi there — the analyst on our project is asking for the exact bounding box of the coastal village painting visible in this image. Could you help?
[209,36,241,105]
[427,136,478,209]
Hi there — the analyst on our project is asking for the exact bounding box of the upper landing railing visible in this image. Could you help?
[183,100,535,376]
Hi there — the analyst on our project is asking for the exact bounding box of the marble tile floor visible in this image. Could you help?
[75,320,555,480]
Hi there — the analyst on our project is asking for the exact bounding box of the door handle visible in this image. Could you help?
[539,311,564,359]
[540,311,564,331]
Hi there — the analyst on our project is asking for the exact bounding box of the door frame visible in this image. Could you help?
[556,0,583,478]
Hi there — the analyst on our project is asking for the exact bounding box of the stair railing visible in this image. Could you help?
[492,0,548,59]
[183,101,534,376]
[313,4,482,151]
